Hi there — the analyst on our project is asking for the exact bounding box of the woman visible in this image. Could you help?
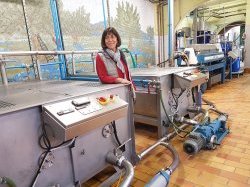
[95,27,133,86]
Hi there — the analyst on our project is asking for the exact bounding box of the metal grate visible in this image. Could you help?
[48,81,74,84]
[0,100,15,109]
[79,82,103,87]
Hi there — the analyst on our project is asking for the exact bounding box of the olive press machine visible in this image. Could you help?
[0,80,136,187]
[131,67,208,138]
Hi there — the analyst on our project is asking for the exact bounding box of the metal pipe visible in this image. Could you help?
[198,3,246,13]
[202,97,215,107]
[36,60,42,80]
[106,0,111,27]
[4,62,61,70]
[196,107,209,125]
[50,0,67,79]
[202,98,228,118]
[168,0,174,66]
[40,61,62,66]
[71,54,76,75]
[146,143,179,187]
[157,4,161,66]
[178,106,227,128]
[132,79,152,87]
[120,159,134,187]
[162,4,165,63]
[210,108,228,118]
[138,121,192,160]
[0,50,99,57]
[193,9,198,44]
[0,50,98,85]
[137,111,205,186]
[21,0,33,56]
[21,0,37,78]
[164,143,179,173]
[138,110,205,160]
[66,76,99,81]
[203,17,206,44]
[138,140,162,160]
[175,116,199,126]
[137,141,179,186]
[184,105,219,126]
[91,52,96,71]
[0,59,8,86]
[102,0,107,28]
[106,152,134,187]
[223,6,226,54]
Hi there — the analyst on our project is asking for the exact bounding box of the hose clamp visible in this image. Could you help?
[159,170,170,182]
[117,155,126,167]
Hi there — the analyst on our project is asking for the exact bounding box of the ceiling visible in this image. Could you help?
[197,0,246,33]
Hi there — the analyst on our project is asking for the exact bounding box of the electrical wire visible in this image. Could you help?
[111,121,125,152]
[38,122,73,150]
[169,88,187,114]
[172,123,190,138]
[170,90,178,108]
[32,122,75,187]
[31,151,50,187]
[160,90,191,137]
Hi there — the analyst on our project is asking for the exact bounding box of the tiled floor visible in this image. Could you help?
[85,74,250,187]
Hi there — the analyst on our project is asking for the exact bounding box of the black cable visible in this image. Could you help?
[170,88,186,110]
[32,122,54,186]
[160,90,191,135]
[33,122,73,186]
[170,90,178,109]
[111,121,125,152]
[38,135,47,150]
[39,122,72,150]
[172,124,190,138]
[39,133,72,150]
[30,151,50,187]
[41,123,51,149]
[157,59,169,67]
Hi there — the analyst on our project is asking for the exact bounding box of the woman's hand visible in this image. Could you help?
[115,78,131,84]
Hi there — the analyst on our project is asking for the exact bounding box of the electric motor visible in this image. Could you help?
[183,132,205,155]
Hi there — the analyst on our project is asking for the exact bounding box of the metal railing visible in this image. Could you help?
[0,50,98,86]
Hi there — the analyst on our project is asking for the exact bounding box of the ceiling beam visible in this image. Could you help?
[198,3,246,13]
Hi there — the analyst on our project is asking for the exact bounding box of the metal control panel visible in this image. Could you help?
[43,95,128,141]
[174,70,208,88]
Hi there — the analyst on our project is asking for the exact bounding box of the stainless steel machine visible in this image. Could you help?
[0,48,228,187]
[178,44,227,88]
[131,67,208,138]
[0,80,136,187]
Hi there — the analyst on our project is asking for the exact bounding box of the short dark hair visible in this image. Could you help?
[101,27,121,49]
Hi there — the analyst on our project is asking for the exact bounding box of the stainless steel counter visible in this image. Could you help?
[0,80,136,187]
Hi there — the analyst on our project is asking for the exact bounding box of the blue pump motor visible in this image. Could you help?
[183,115,229,155]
